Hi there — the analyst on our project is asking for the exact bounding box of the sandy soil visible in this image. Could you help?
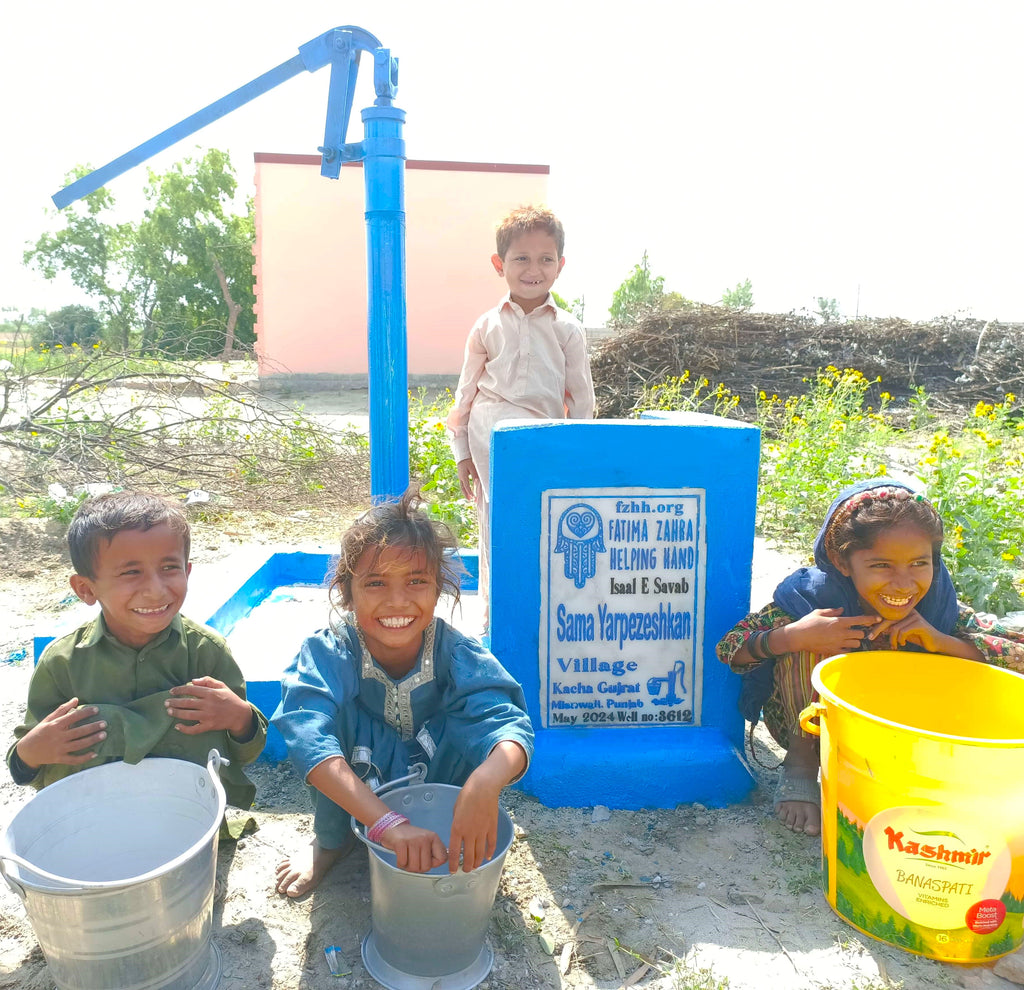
[2,514,1024,990]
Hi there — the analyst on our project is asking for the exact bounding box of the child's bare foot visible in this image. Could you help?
[774,768,821,835]
[275,838,348,898]
[774,738,821,836]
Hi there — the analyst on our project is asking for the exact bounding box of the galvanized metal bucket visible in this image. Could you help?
[0,751,227,990]
[352,767,514,990]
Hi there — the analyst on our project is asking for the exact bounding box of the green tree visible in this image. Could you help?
[721,278,754,311]
[138,149,255,356]
[25,176,142,350]
[35,304,104,348]
[25,149,254,358]
[608,251,666,326]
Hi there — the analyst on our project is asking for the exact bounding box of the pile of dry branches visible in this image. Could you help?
[591,305,1024,418]
[0,354,369,512]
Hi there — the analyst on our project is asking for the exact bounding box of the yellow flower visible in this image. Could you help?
[876,464,887,475]
[1002,552,1016,561]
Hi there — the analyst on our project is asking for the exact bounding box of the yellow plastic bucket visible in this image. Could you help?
[799,651,1024,963]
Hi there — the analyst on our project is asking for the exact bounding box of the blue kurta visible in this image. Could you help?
[272,616,534,848]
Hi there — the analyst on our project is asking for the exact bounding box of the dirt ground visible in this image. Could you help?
[2,514,1024,990]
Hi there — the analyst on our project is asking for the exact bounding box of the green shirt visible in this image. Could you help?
[7,613,266,808]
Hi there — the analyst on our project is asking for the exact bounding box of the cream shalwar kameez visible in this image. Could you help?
[447,293,595,612]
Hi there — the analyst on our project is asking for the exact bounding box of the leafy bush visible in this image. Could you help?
[721,278,754,311]
[632,371,740,419]
[755,366,894,543]
[32,305,104,349]
[916,396,1024,614]
[608,251,667,327]
[407,389,477,543]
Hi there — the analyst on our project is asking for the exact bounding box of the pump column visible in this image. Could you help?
[361,100,409,502]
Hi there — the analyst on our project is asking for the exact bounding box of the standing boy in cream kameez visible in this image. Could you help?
[447,206,595,628]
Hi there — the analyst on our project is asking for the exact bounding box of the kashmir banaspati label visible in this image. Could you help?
[862,806,1012,934]
[539,488,706,729]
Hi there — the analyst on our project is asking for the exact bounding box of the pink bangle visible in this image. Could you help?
[368,810,409,843]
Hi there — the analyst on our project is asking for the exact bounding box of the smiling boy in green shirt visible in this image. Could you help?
[7,491,265,807]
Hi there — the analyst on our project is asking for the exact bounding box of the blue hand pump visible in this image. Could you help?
[52,26,410,501]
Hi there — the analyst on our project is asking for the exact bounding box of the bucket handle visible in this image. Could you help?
[368,762,428,797]
[799,702,825,737]
[0,854,26,900]
[0,750,229,895]
[350,763,429,852]
[0,849,92,895]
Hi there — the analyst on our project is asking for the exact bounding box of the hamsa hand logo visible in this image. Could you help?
[554,503,605,589]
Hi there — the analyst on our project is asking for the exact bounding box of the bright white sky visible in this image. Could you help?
[2,0,1022,325]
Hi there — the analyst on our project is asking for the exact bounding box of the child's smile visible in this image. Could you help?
[837,525,935,620]
[378,615,415,629]
[350,546,440,669]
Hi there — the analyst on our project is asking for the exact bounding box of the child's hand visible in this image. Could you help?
[16,698,106,769]
[869,610,940,651]
[166,677,253,738]
[456,458,479,501]
[784,607,881,657]
[448,773,502,873]
[869,611,985,661]
[380,822,448,873]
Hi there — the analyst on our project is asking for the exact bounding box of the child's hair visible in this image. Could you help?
[68,491,191,578]
[823,486,944,567]
[495,205,565,259]
[329,488,461,612]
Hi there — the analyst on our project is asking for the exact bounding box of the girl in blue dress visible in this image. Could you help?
[272,490,534,897]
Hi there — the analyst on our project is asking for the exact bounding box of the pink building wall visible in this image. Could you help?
[252,155,549,378]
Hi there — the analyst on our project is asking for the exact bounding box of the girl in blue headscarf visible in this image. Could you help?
[717,478,1024,837]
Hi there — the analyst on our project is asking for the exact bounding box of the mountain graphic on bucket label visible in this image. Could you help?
[863,806,1011,932]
